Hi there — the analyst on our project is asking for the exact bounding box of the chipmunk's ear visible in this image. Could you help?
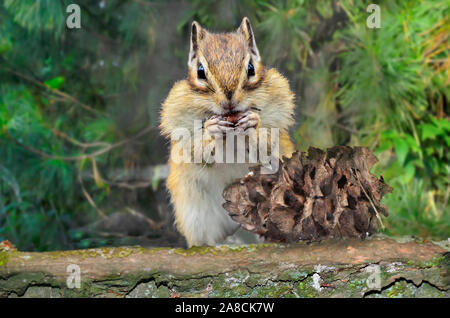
[188,21,205,67]
[238,17,260,62]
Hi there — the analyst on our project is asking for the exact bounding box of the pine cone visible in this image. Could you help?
[223,146,392,242]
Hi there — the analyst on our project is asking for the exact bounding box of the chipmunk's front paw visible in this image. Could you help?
[236,110,261,131]
[204,115,234,136]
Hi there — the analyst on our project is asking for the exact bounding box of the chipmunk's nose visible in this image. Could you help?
[222,101,235,112]
[225,90,233,100]
[220,99,236,113]
[221,90,236,112]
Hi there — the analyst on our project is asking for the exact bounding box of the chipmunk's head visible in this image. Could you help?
[187,17,265,115]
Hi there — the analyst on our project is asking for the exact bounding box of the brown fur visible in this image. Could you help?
[160,18,296,246]
[200,33,246,93]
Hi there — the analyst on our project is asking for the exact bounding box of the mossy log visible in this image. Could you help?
[0,236,448,298]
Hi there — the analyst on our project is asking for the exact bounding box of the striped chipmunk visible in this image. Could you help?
[160,17,295,247]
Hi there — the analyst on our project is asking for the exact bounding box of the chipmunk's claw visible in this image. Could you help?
[236,110,260,131]
[205,116,234,136]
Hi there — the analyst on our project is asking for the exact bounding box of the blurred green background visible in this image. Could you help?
[0,0,448,251]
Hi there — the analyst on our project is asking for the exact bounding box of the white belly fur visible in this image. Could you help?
[177,162,254,246]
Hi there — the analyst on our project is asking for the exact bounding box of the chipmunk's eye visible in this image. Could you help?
[197,63,206,80]
[248,62,255,77]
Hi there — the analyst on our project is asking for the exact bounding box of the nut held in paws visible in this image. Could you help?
[224,112,242,126]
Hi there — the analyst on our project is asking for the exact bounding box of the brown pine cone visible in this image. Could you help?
[223,146,393,242]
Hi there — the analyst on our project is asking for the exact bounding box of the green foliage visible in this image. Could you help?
[334,1,449,238]
[44,76,65,89]
[380,179,449,239]
[0,164,71,251]
[4,0,65,35]
[0,0,448,250]
[376,117,450,186]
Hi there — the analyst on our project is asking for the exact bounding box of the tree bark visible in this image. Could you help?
[0,236,448,298]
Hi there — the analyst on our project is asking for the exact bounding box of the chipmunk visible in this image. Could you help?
[160,17,295,247]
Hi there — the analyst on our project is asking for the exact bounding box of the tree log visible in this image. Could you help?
[0,236,448,298]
